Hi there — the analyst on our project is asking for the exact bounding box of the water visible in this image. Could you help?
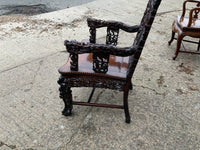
[0,0,95,15]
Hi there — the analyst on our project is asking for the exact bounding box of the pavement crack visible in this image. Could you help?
[0,51,59,74]
[0,52,59,98]
[0,141,16,149]
[157,9,182,16]
[1,91,14,98]
[133,84,166,96]
[30,60,43,86]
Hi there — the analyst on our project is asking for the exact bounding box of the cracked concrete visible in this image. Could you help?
[133,84,166,97]
[156,10,183,16]
[0,0,200,149]
[0,141,16,149]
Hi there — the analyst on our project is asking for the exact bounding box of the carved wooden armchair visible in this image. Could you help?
[58,0,162,123]
[168,0,200,60]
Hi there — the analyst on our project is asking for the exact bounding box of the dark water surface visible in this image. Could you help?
[0,0,95,15]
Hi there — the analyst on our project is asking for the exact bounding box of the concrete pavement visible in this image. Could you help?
[0,0,200,149]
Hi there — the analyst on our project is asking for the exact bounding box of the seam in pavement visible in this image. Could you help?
[28,59,44,91]
[133,83,167,97]
[0,51,63,74]
[0,51,65,98]
[157,9,182,16]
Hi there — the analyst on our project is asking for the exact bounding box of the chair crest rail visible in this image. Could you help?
[87,18,140,33]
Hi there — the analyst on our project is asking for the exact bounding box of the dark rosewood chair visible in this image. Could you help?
[168,0,200,60]
[58,0,162,123]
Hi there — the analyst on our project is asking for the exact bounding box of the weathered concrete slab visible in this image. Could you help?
[0,0,200,149]
[0,52,104,149]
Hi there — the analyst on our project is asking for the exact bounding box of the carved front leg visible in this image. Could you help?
[58,76,73,116]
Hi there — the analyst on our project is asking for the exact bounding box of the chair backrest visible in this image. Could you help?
[127,0,162,79]
[180,0,200,27]
[188,6,200,27]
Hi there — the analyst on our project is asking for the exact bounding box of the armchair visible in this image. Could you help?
[58,0,162,123]
[168,0,200,60]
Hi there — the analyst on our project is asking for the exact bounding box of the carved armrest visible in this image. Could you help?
[64,40,135,57]
[87,18,139,33]
[181,0,200,20]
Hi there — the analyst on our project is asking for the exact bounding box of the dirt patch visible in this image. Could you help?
[0,14,78,38]
[157,75,164,87]
[188,86,199,91]
[11,26,26,32]
[178,63,195,75]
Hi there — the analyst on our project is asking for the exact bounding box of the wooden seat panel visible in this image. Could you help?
[59,53,129,79]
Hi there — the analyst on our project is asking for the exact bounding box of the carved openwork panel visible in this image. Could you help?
[93,53,109,73]
[197,2,200,7]
[192,9,200,23]
[92,27,119,73]
[194,9,200,18]
[106,27,119,46]
[89,26,110,73]
[69,53,78,71]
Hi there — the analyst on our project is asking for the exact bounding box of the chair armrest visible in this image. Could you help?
[87,18,139,33]
[181,0,200,20]
[64,40,136,57]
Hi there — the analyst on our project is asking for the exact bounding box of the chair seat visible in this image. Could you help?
[59,53,129,80]
[176,16,200,32]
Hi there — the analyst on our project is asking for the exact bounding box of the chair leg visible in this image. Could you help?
[88,88,96,103]
[123,89,130,123]
[129,81,133,90]
[173,35,184,60]
[168,31,175,46]
[197,39,200,51]
[58,76,73,116]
